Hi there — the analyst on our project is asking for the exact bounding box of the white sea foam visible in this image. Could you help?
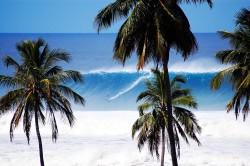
[0,111,250,166]
[81,58,230,74]
[169,58,231,73]
[86,65,151,74]
[108,74,152,100]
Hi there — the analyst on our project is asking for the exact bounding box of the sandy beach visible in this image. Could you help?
[0,111,249,166]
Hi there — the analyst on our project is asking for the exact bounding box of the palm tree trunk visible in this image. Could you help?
[161,127,165,166]
[162,45,178,166]
[35,110,45,166]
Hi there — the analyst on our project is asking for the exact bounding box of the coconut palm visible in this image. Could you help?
[211,8,250,120]
[0,39,85,166]
[95,1,211,165]
[132,69,201,166]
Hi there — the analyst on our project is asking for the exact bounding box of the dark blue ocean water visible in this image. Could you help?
[0,33,232,111]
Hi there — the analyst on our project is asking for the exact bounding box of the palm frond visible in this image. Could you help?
[173,117,189,145]
[48,90,75,127]
[113,1,147,65]
[132,112,151,138]
[44,49,70,68]
[173,126,181,157]
[147,121,161,158]
[0,88,26,113]
[173,107,202,145]
[236,8,250,27]
[2,56,21,69]
[39,43,49,68]
[23,103,33,144]
[48,109,58,142]
[215,50,237,64]
[40,79,51,98]
[237,72,250,90]
[137,103,151,116]
[49,70,83,84]
[45,66,62,77]
[51,85,85,105]
[0,75,26,88]
[173,96,197,109]
[170,75,186,87]
[10,101,26,142]
[210,66,237,90]
[227,89,250,120]
[165,4,198,59]
[172,88,191,100]
[94,0,137,32]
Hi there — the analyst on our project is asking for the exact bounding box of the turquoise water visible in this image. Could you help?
[0,33,232,111]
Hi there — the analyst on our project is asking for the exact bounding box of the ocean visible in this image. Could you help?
[0,33,232,111]
[1,33,250,166]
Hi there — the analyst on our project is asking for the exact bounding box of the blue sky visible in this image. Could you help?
[0,0,249,33]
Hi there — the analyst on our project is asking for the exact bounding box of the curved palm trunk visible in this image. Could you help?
[161,127,166,166]
[35,110,45,166]
[163,45,178,166]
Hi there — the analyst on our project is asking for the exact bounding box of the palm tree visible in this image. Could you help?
[0,39,85,166]
[95,1,211,165]
[132,69,201,166]
[211,8,250,120]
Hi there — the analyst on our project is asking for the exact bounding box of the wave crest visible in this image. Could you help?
[81,58,229,74]
[169,58,230,73]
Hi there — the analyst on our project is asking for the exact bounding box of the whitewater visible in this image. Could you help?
[0,111,250,166]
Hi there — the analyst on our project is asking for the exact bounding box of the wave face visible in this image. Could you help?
[67,71,233,111]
